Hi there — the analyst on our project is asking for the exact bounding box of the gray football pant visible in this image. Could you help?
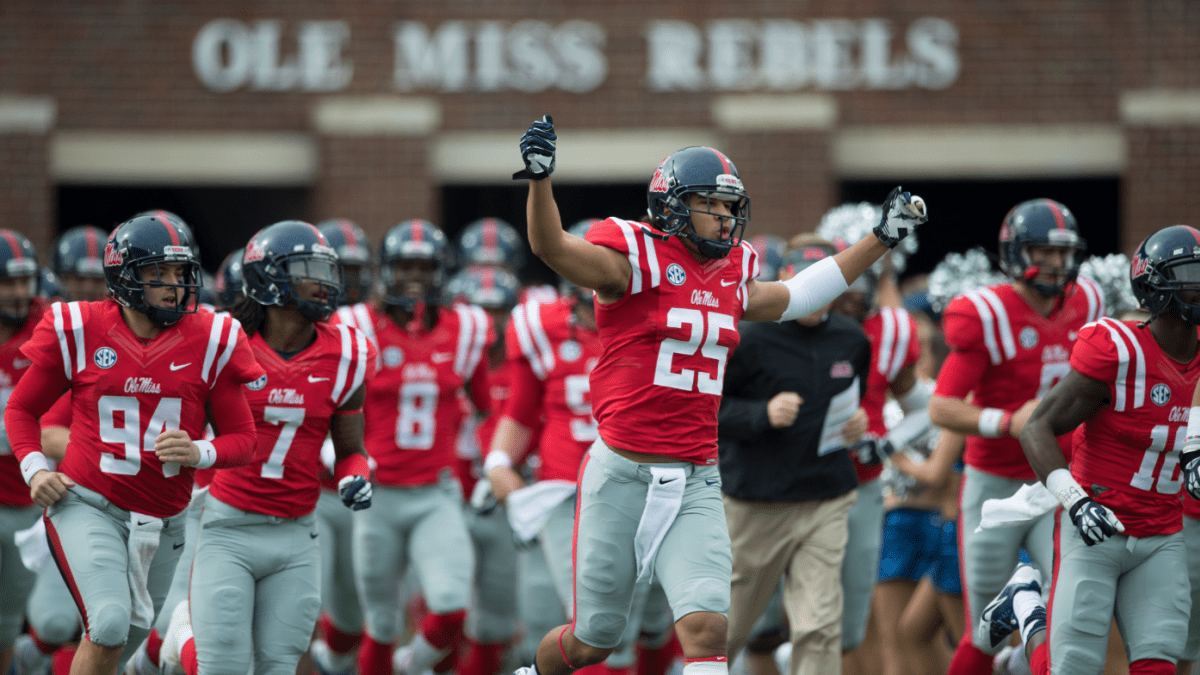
[1050,512,1189,673]
[958,466,1054,654]
[44,484,185,669]
[315,489,362,635]
[466,505,518,644]
[352,479,473,642]
[1176,516,1200,661]
[537,495,673,667]
[840,478,882,650]
[189,495,322,675]
[0,504,41,650]
[27,561,81,645]
[518,542,567,664]
[154,489,206,636]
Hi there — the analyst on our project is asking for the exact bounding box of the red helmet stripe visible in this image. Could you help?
[159,217,181,246]
[411,221,424,243]
[707,148,732,174]
[1043,199,1067,230]
[85,229,98,258]
[483,219,498,253]
[1186,225,1200,246]
[482,267,495,291]
[341,220,358,247]
[1,231,23,260]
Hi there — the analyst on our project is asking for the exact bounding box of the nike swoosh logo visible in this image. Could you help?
[706,480,718,486]
[310,532,319,539]
[137,520,151,526]
[169,362,191,371]
[658,477,677,484]
[173,542,185,550]
[431,353,454,363]
[719,280,735,287]
[308,375,330,383]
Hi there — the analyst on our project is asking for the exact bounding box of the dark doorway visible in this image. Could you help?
[441,183,646,285]
[56,185,311,273]
[839,178,1121,284]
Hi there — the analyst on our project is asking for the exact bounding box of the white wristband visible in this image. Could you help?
[483,450,513,473]
[978,408,1005,438]
[1045,468,1088,511]
[777,257,849,322]
[193,440,218,470]
[1186,407,1200,445]
[20,452,50,485]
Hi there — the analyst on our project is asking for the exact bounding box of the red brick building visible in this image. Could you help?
[2,1,1198,275]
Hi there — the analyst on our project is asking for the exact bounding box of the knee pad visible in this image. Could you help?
[87,604,132,648]
[1055,644,1105,675]
[33,610,81,645]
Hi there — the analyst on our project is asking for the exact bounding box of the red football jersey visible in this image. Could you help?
[0,299,46,507]
[14,301,263,517]
[1070,318,1200,536]
[209,323,376,518]
[855,307,922,484]
[935,279,1105,479]
[585,218,758,464]
[504,298,602,482]
[363,303,493,486]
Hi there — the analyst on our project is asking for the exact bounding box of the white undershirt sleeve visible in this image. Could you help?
[777,257,850,322]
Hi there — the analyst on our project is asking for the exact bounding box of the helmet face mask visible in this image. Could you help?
[459,218,524,272]
[379,220,448,310]
[647,147,750,260]
[243,221,343,324]
[1131,225,1200,326]
[316,219,373,306]
[104,216,201,327]
[999,199,1086,297]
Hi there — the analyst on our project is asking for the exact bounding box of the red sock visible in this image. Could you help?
[320,613,363,654]
[1029,642,1049,675]
[181,638,199,675]
[946,635,993,675]
[457,640,506,675]
[636,636,678,675]
[408,594,430,633]
[602,664,632,675]
[421,610,467,650]
[146,627,164,667]
[51,645,75,675]
[28,627,58,656]
[358,634,394,675]
[1128,659,1175,675]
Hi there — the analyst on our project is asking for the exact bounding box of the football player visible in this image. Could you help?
[353,219,493,675]
[51,226,109,302]
[978,224,1200,675]
[488,219,675,675]
[213,250,245,311]
[0,231,47,675]
[158,220,374,675]
[931,200,1106,675]
[318,218,373,307]
[508,115,924,675]
[4,214,262,675]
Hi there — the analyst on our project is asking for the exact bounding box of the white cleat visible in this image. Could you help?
[311,638,357,675]
[159,600,193,670]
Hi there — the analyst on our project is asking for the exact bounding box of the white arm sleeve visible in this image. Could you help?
[897,379,934,415]
[777,257,850,322]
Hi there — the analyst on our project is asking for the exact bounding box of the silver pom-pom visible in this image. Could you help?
[1077,254,1139,318]
[815,202,918,275]
[927,247,1007,312]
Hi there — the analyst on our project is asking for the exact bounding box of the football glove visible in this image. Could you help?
[513,115,556,180]
[1067,497,1124,546]
[338,475,372,511]
[873,186,927,248]
[854,438,896,466]
[470,477,499,516]
[1183,446,1200,500]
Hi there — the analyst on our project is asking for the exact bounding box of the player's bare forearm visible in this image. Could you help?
[928,395,989,435]
[526,181,630,296]
[489,416,533,461]
[1019,370,1108,481]
[331,386,367,461]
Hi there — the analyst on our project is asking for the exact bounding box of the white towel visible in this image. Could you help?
[507,480,577,542]
[976,482,1059,532]
[633,467,687,583]
[127,512,164,630]
[14,518,51,573]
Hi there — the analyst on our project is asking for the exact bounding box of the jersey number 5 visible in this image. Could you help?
[654,309,735,395]
[1131,424,1184,494]
[98,396,183,477]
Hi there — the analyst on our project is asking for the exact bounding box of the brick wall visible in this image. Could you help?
[1,0,1198,258]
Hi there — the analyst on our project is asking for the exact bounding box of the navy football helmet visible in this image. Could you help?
[38,267,63,302]
[136,210,200,260]
[445,266,521,310]
[646,147,750,259]
[242,221,342,323]
[999,199,1086,297]
[379,220,449,310]
[214,249,245,309]
[53,225,109,301]
[458,218,525,271]
[104,215,201,326]
[1130,225,1200,325]
[0,231,39,325]
[747,234,787,282]
[317,218,373,306]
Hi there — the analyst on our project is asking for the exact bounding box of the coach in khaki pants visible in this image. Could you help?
[717,241,871,675]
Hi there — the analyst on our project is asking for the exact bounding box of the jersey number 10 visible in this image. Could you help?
[1131,424,1184,494]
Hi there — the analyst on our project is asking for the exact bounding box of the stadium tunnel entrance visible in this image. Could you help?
[442,182,646,287]
[56,185,312,274]
[839,177,1121,285]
